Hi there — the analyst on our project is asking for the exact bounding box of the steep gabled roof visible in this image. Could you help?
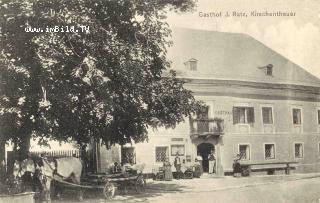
[168,27,320,87]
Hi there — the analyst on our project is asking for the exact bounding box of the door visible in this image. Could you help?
[197,143,214,172]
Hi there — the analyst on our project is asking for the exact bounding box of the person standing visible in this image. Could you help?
[193,158,202,178]
[208,150,216,174]
[233,153,242,177]
[163,158,173,181]
[174,153,182,179]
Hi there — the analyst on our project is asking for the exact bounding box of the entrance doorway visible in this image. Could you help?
[197,143,215,173]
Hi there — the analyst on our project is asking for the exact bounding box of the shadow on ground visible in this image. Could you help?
[51,180,189,203]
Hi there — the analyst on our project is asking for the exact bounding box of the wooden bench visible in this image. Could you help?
[238,161,298,176]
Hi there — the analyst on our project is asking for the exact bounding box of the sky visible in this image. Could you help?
[166,0,320,78]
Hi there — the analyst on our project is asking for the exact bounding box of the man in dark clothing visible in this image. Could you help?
[233,154,242,177]
[112,162,121,174]
[174,153,182,179]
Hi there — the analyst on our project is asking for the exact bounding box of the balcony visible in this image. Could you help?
[190,118,224,139]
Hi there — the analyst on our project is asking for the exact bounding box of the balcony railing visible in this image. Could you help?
[190,118,224,136]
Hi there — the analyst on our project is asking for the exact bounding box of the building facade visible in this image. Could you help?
[98,28,320,175]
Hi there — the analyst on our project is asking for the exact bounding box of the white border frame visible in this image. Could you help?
[238,143,251,160]
[293,142,304,159]
[263,143,276,160]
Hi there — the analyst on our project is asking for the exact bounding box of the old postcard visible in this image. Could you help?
[1,0,320,202]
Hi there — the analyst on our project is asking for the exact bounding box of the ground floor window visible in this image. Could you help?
[239,144,250,160]
[264,144,275,159]
[171,145,185,156]
[155,146,169,163]
[294,143,303,158]
[121,147,136,164]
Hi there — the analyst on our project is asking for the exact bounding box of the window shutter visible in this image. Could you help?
[247,107,255,123]
[233,107,239,124]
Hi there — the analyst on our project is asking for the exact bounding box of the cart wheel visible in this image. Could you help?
[103,182,115,200]
[135,175,146,193]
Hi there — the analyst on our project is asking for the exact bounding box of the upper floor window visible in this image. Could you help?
[184,58,198,71]
[233,107,255,124]
[266,64,273,76]
[317,109,320,125]
[258,64,273,76]
[197,106,209,120]
[262,107,273,124]
[292,108,302,125]
[294,143,303,158]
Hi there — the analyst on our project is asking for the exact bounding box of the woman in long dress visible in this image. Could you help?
[193,158,203,178]
[208,150,216,174]
[163,158,173,181]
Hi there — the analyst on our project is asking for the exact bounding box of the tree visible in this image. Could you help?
[0,0,201,159]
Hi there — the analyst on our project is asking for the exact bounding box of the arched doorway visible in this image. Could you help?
[197,143,215,173]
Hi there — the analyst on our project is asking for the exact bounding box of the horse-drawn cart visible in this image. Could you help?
[52,172,146,200]
[13,156,146,201]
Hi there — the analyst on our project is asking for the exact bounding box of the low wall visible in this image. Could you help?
[0,192,35,203]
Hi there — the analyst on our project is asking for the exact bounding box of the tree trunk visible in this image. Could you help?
[0,139,5,164]
[17,134,31,161]
[0,139,6,182]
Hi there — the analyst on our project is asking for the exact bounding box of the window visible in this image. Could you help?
[196,106,209,133]
[294,143,303,158]
[185,58,198,71]
[264,144,275,159]
[155,146,168,163]
[197,106,209,119]
[266,64,273,76]
[190,60,197,71]
[318,110,320,125]
[233,107,255,124]
[239,144,250,160]
[318,143,320,157]
[292,108,302,125]
[171,145,185,156]
[262,107,273,124]
[121,147,136,165]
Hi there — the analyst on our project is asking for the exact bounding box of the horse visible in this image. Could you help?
[40,157,83,202]
[13,156,83,202]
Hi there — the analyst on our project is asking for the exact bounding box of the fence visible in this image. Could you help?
[6,149,81,175]
[30,149,80,158]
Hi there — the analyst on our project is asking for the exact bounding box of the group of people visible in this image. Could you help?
[161,152,207,181]
[111,161,145,176]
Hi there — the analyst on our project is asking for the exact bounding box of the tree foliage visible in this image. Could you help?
[0,0,201,154]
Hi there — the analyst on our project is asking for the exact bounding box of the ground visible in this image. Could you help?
[52,173,320,203]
